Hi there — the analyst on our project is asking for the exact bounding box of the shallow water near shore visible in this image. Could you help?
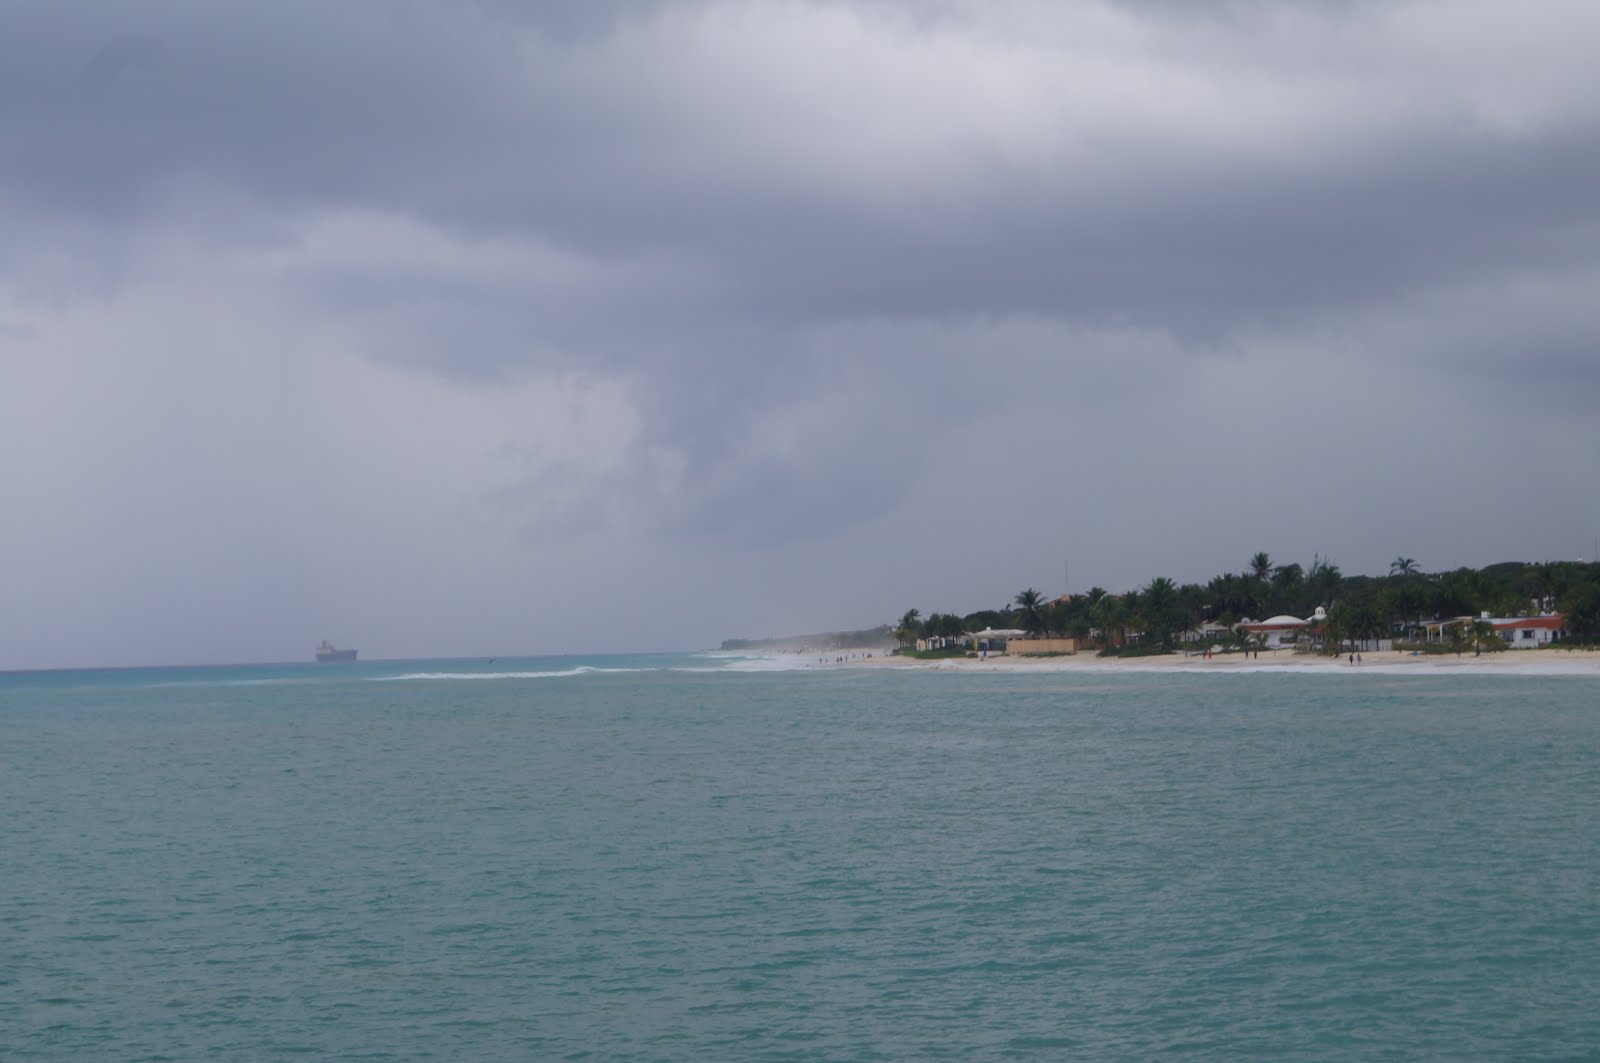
[5,656,1600,1059]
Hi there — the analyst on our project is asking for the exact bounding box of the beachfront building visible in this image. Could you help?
[1419,617,1467,644]
[1005,636,1079,655]
[1237,607,1327,649]
[965,627,1029,654]
[1494,614,1566,647]
[1182,620,1235,645]
[1421,613,1566,648]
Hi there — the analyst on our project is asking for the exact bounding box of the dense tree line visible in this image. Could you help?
[895,556,1600,654]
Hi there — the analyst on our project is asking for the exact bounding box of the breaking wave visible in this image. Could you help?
[373,666,649,682]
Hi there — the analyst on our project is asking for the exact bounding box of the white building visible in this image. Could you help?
[1491,614,1565,648]
[1237,607,1327,649]
[1424,613,1566,648]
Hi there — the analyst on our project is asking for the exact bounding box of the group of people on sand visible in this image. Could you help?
[1194,647,1365,663]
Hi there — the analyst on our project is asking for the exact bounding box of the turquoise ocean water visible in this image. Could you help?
[4,653,1599,1059]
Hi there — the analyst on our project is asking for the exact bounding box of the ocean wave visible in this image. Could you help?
[680,658,822,673]
[685,651,887,673]
[140,676,323,689]
[372,666,649,682]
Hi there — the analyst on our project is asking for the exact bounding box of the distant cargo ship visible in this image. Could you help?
[315,641,357,663]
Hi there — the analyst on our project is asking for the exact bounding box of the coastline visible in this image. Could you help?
[842,647,1600,676]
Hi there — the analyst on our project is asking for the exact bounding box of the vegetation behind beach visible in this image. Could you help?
[894,556,1600,655]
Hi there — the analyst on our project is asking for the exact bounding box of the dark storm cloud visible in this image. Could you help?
[6,0,1596,351]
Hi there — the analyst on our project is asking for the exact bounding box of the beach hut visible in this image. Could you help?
[966,627,1028,655]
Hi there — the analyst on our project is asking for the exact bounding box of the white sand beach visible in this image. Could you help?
[846,647,1600,676]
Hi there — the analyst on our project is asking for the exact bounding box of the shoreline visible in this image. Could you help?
[841,647,1600,676]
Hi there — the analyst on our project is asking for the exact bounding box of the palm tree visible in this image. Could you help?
[1319,608,1346,655]
[1139,577,1182,650]
[1269,562,1304,614]
[1207,572,1247,618]
[1092,594,1131,651]
[1052,597,1092,643]
[1391,580,1427,642]
[1307,555,1342,611]
[1469,619,1499,656]
[895,609,923,648]
[1014,588,1045,636]
[1343,602,1382,651]
[1231,628,1267,656]
[1242,553,1273,617]
[1390,556,1419,577]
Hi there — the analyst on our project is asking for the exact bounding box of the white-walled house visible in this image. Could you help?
[1423,613,1566,647]
[1182,620,1235,644]
[1492,614,1565,648]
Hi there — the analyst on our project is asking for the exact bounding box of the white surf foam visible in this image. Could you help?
[682,650,836,673]
[678,658,820,673]
[373,666,648,681]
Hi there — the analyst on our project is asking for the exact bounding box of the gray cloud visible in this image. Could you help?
[2,0,1598,667]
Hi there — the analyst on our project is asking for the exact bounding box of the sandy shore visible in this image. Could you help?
[844,647,1600,676]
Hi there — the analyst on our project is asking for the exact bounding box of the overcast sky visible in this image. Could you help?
[3,0,1599,668]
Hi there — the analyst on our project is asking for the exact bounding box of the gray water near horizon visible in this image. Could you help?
[4,658,1599,1059]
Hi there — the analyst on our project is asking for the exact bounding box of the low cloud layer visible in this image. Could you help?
[3,1,1598,667]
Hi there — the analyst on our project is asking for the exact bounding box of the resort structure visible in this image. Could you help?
[1421,613,1567,648]
[1237,607,1328,649]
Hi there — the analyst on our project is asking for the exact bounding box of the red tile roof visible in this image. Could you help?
[1492,615,1565,631]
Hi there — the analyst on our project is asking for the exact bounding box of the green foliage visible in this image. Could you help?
[1469,619,1502,655]
[1250,552,1273,581]
[1047,598,1092,641]
[962,609,1010,632]
[884,559,1600,659]
[1137,576,1189,651]
[894,609,923,647]
[1307,555,1342,611]
[1013,588,1045,636]
[1561,581,1600,636]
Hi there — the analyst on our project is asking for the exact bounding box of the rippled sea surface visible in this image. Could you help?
[5,657,1600,1059]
